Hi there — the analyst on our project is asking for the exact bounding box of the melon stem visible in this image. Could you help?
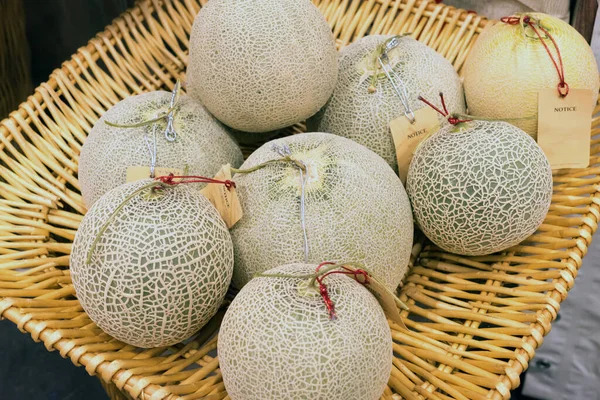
[368,34,409,94]
[231,156,307,175]
[86,181,168,265]
[104,81,182,130]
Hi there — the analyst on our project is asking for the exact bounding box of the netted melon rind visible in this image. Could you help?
[186,0,338,133]
[463,13,599,138]
[70,179,234,348]
[407,120,553,256]
[78,91,244,208]
[230,132,414,291]
[219,263,392,400]
[309,35,466,172]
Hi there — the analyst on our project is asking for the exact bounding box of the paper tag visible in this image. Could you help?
[390,107,441,184]
[537,88,594,169]
[126,166,183,182]
[344,266,408,329]
[200,164,243,228]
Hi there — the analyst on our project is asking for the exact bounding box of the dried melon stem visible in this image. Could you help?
[357,34,410,93]
[104,80,182,135]
[86,181,167,264]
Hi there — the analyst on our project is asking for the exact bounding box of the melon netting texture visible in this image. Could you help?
[309,35,466,172]
[186,0,338,132]
[78,91,244,208]
[407,120,553,256]
[463,13,599,138]
[230,132,414,291]
[218,263,392,400]
[70,179,234,348]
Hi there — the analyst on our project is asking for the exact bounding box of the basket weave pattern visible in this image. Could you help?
[0,1,598,399]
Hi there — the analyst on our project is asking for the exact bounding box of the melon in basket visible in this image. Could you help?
[308,34,465,172]
[230,132,414,291]
[463,13,599,138]
[218,263,392,400]
[70,179,234,348]
[407,117,553,256]
[78,90,244,208]
[186,0,338,133]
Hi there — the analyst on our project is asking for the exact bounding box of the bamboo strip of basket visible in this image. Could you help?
[0,1,598,399]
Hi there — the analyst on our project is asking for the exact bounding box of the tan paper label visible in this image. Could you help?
[200,164,243,228]
[390,107,441,184]
[344,266,408,329]
[126,166,183,182]
[537,88,594,169]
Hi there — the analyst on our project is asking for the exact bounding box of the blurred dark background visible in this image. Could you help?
[0,0,598,399]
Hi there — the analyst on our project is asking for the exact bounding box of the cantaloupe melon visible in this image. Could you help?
[407,120,553,256]
[218,263,392,400]
[463,13,599,138]
[79,90,244,208]
[70,179,234,348]
[308,35,465,172]
[186,0,338,133]
[230,132,413,291]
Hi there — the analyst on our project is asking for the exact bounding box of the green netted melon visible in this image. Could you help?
[186,0,338,133]
[463,13,599,138]
[230,132,413,291]
[308,35,466,171]
[407,120,553,256]
[70,179,234,348]
[218,263,392,400]
[79,91,244,208]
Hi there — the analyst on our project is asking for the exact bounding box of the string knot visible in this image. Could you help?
[224,180,236,190]
[418,93,472,126]
[314,262,371,320]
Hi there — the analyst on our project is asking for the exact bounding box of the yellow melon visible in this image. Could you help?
[463,13,599,138]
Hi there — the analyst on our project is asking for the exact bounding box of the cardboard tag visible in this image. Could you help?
[126,166,183,182]
[537,88,594,169]
[344,266,408,330]
[390,107,441,184]
[200,164,243,228]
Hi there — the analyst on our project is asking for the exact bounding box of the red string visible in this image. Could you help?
[155,174,236,190]
[501,15,569,97]
[418,93,472,125]
[314,262,370,320]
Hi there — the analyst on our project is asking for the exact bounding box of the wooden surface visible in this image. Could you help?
[0,1,598,399]
[571,0,598,42]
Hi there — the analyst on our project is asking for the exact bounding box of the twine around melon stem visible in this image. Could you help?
[501,15,569,97]
[256,262,368,320]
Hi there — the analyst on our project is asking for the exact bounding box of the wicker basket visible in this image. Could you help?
[0,0,598,399]
[0,0,32,118]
